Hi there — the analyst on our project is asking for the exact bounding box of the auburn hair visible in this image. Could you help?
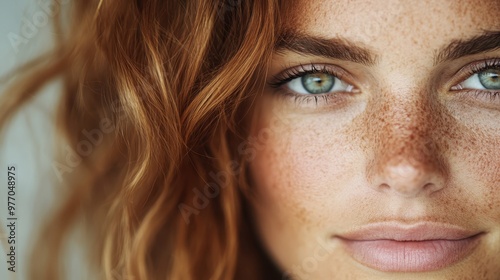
[0,0,286,279]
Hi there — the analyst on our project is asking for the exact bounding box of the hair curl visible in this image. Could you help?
[0,0,285,279]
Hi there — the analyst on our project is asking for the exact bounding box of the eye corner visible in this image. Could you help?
[449,84,463,91]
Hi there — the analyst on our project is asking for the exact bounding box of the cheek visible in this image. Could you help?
[443,102,500,220]
[248,109,362,228]
[450,126,500,217]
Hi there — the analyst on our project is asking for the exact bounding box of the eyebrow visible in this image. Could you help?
[275,30,500,66]
[435,31,500,64]
[275,31,377,65]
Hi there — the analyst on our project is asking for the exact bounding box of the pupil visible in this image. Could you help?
[301,73,335,94]
[479,69,500,90]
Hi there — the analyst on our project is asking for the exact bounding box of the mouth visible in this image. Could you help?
[334,222,484,272]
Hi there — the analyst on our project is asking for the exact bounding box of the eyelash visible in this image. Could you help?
[458,58,500,78]
[268,64,353,105]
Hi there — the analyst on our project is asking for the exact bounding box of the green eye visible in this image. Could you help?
[455,64,500,91]
[478,69,500,90]
[301,73,335,94]
[284,70,354,95]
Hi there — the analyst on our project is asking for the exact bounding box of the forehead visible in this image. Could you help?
[284,0,500,52]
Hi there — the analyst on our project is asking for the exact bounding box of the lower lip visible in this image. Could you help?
[339,235,482,272]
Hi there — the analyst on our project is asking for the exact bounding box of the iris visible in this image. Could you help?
[479,69,500,90]
[301,73,335,94]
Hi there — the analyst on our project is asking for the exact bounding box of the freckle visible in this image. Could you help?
[294,206,308,224]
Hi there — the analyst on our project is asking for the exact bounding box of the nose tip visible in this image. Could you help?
[374,160,444,197]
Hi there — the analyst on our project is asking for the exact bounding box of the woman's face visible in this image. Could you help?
[248,0,500,279]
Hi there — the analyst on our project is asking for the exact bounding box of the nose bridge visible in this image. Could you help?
[381,97,434,167]
[365,92,447,196]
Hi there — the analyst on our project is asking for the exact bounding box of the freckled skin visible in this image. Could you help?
[248,0,500,279]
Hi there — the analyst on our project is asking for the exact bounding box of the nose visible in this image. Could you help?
[365,94,448,198]
[374,159,445,197]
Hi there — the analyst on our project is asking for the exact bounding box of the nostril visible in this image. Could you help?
[371,162,445,197]
[422,182,440,193]
[379,183,391,192]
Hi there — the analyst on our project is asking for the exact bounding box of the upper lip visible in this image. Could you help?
[335,222,483,241]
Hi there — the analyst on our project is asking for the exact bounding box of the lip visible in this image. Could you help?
[335,222,484,272]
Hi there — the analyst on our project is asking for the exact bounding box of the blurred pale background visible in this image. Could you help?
[0,0,86,279]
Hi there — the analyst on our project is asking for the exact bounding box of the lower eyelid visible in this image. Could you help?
[454,89,500,106]
[286,91,354,108]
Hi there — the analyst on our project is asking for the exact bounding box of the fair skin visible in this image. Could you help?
[249,0,500,279]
